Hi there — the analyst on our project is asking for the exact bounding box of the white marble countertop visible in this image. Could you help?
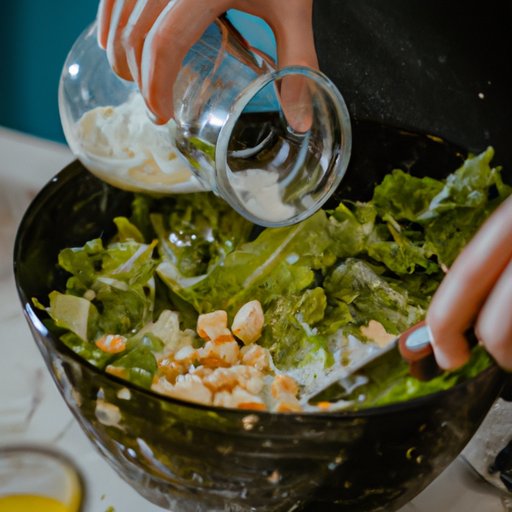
[0,125,510,512]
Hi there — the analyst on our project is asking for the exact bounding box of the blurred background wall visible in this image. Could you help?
[313,0,512,168]
[0,1,98,142]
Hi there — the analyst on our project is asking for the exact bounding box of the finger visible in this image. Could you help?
[269,1,318,71]
[428,196,512,369]
[428,329,472,371]
[106,0,138,80]
[264,1,318,132]
[476,258,512,370]
[122,0,171,88]
[98,0,116,49]
[232,0,316,69]
[141,0,228,123]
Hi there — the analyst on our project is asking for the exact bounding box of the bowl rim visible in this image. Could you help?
[13,158,503,422]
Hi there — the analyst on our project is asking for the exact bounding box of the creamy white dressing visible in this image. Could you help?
[76,94,297,223]
[230,168,297,222]
[75,93,204,193]
[291,332,382,409]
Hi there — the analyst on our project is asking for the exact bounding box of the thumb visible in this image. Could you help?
[270,1,318,132]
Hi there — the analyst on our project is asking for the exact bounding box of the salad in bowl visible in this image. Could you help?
[14,122,510,512]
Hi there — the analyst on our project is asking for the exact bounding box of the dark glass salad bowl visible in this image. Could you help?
[14,122,508,512]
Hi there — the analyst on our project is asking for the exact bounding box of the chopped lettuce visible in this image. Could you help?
[158,209,333,310]
[47,236,158,362]
[109,334,163,389]
[372,148,511,266]
[372,171,444,222]
[47,291,98,341]
[113,216,145,244]
[323,259,424,335]
[37,148,510,405]
[152,192,253,277]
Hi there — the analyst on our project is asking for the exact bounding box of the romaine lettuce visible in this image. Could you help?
[39,148,510,404]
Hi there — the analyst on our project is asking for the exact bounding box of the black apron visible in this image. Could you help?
[313,0,512,168]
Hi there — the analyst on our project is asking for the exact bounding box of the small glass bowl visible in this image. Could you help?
[0,445,85,512]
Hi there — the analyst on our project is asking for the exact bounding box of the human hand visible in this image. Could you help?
[97,0,318,124]
[427,195,512,371]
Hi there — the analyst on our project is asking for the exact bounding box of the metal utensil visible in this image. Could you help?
[308,322,478,405]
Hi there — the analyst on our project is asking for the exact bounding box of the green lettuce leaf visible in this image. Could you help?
[47,291,98,341]
[156,192,253,276]
[112,216,145,243]
[327,202,376,258]
[420,147,502,218]
[55,232,158,340]
[324,259,425,335]
[158,209,334,314]
[421,148,511,266]
[108,334,163,389]
[372,170,444,221]
[369,148,511,268]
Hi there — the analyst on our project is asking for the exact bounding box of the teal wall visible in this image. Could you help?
[0,2,98,142]
[0,3,275,143]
